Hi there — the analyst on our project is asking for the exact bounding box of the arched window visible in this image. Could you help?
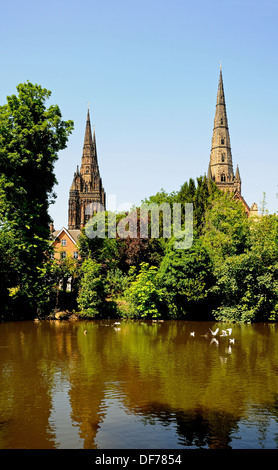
[221,154,225,162]
[221,118,223,125]
[221,138,225,145]
[221,174,226,182]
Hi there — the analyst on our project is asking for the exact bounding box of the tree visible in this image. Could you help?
[0,82,73,318]
[77,259,112,318]
[176,176,220,234]
[208,205,278,322]
[200,191,250,268]
[126,262,166,319]
[211,252,278,323]
[158,238,214,319]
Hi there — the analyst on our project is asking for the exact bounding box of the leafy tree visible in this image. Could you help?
[209,207,278,322]
[126,262,166,319]
[0,81,73,318]
[158,238,214,319]
[200,191,250,268]
[77,259,110,318]
[176,176,220,234]
[211,252,278,323]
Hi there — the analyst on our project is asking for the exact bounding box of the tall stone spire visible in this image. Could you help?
[80,107,99,181]
[208,65,240,194]
[68,107,106,230]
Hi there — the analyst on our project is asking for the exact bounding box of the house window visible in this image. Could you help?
[61,239,67,246]
[61,251,67,259]
[73,251,79,259]
[221,174,226,182]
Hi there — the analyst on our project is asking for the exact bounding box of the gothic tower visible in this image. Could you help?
[68,108,106,230]
[207,66,242,195]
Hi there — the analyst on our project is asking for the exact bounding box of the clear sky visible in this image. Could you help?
[1,0,277,228]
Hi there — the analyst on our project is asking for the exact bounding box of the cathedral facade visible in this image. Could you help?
[68,109,106,230]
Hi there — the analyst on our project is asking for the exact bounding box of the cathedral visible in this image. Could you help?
[207,66,257,216]
[68,108,106,230]
[51,66,257,260]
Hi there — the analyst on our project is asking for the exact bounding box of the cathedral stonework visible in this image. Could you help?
[207,67,257,216]
[68,109,106,230]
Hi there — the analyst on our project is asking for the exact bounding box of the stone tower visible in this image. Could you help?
[207,66,259,216]
[68,108,106,230]
[207,66,242,194]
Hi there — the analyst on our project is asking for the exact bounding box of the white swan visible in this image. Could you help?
[209,328,219,336]
[210,338,219,346]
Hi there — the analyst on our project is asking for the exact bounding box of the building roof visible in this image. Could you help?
[51,227,81,244]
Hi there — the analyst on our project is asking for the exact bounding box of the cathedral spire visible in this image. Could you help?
[83,106,94,150]
[68,107,106,230]
[208,66,238,193]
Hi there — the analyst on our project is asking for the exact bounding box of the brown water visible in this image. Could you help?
[0,319,278,449]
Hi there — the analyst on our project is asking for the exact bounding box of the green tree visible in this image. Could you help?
[200,191,250,268]
[126,262,166,319]
[211,252,278,323]
[209,207,278,322]
[0,82,73,318]
[77,259,112,318]
[158,238,214,319]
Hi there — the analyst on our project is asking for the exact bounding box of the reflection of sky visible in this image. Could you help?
[49,373,83,449]
[95,382,185,449]
[230,408,278,449]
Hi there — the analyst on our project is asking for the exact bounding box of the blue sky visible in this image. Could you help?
[1,0,278,228]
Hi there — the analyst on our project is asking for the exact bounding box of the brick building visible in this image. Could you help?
[50,226,81,260]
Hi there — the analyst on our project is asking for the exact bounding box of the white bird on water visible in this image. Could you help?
[210,338,219,346]
[229,338,235,344]
[209,328,219,336]
[190,331,195,337]
[220,330,228,337]
[227,328,232,336]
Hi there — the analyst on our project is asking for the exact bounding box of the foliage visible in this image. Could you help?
[77,259,112,318]
[158,238,214,319]
[0,82,73,318]
[209,211,278,322]
[126,263,167,319]
[200,191,250,267]
[211,253,278,323]
[106,268,130,297]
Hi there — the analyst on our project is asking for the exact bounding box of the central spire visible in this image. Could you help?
[81,107,99,179]
[208,66,239,193]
